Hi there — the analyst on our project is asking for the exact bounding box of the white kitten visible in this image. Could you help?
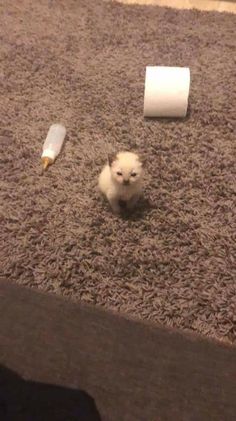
[99,151,143,213]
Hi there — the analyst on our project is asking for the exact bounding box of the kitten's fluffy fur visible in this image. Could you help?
[99,151,143,213]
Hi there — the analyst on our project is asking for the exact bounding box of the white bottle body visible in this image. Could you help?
[42,124,66,161]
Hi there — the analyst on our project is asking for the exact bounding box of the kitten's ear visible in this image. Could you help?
[108,153,117,167]
[137,155,145,167]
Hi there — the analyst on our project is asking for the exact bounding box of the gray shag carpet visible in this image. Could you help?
[0,0,235,343]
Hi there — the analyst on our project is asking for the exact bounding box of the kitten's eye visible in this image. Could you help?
[117,171,122,176]
[131,172,137,177]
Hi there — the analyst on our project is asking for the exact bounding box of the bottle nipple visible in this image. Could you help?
[41,156,52,171]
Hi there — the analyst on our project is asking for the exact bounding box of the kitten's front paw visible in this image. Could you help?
[111,204,121,214]
[126,201,134,211]
[127,195,140,210]
[108,197,121,214]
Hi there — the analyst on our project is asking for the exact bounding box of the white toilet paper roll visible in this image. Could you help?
[144,66,190,118]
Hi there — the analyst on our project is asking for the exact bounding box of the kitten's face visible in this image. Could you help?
[110,152,143,187]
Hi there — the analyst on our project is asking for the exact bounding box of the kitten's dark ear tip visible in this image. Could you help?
[139,156,146,167]
[108,153,117,166]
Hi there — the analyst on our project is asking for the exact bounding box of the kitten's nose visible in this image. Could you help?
[123,179,130,185]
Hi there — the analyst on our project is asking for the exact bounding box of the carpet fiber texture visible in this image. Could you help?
[0,0,235,343]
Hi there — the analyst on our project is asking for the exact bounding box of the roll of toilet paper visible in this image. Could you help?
[144,66,190,118]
